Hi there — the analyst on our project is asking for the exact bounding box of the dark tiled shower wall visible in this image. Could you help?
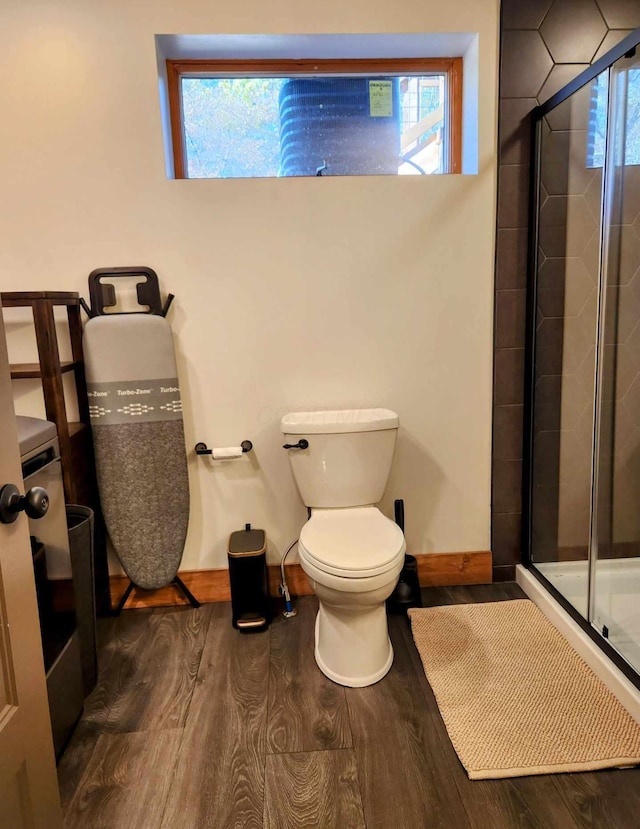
[492,0,640,581]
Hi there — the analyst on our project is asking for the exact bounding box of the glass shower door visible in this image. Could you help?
[591,50,640,674]
[529,70,609,617]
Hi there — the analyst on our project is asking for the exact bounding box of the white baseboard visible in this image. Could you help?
[516,564,640,724]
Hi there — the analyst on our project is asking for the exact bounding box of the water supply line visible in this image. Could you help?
[279,538,299,618]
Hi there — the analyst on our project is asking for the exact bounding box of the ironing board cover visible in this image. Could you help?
[83,314,189,590]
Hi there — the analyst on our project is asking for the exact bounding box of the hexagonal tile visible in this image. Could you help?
[500,98,536,166]
[596,0,640,29]
[569,154,597,200]
[539,196,566,258]
[493,405,524,463]
[598,408,615,458]
[584,169,604,221]
[600,343,617,402]
[565,257,596,315]
[501,30,553,99]
[531,483,560,550]
[495,289,527,348]
[565,199,597,258]
[621,397,640,432]
[495,348,525,406]
[575,344,597,399]
[604,285,620,344]
[610,461,640,540]
[539,64,590,111]
[534,374,563,430]
[536,317,564,378]
[614,424,640,461]
[621,413,640,450]
[537,258,566,317]
[615,284,640,340]
[539,195,596,258]
[563,316,591,372]
[503,0,554,29]
[538,246,547,270]
[534,430,561,479]
[498,163,529,229]
[592,29,633,62]
[629,265,640,305]
[540,0,607,63]
[536,257,594,318]
[601,397,634,451]
[582,231,601,281]
[577,287,598,341]
[622,369,640,419]
[558,484,590,547]
[576,403,595,450]
[598,410,620,462]
[559,429,591,484]
[540,115,551,141]
[543,197,576,257]
[624,315,640,361]
[560,374,590,429]
[608,225,640,285]
[543,98,571,134]
[541,72,595,132]
[541,129,595,196]
[620,165,640,226]
[613,344,639,399]
[540,183,549,208]
[497,228,529,290]
[559,479,591,527]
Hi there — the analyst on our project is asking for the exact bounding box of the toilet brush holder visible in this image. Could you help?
[387,499,423,615]
[387,554,423,614]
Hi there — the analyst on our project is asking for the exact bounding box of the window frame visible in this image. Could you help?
[166,58,463,179]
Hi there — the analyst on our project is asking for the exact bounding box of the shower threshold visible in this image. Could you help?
[516,564,640,724]
[535,558,640,673]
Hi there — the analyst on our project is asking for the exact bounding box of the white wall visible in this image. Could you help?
[0,0,499,569]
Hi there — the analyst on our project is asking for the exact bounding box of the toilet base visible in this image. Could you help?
[313,601,394,688]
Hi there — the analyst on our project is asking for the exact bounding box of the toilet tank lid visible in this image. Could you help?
[281,408,399,435]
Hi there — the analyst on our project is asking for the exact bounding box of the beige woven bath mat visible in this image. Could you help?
[408,599,640,779]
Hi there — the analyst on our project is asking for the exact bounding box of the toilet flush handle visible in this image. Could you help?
[282,439,309,450]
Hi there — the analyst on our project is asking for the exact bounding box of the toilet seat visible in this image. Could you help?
[299,507,406,578]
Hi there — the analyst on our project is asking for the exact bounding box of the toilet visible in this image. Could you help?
[281,408,405,687]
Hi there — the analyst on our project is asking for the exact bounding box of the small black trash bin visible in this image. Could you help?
[228,524,270,632]
[67,505,98,696]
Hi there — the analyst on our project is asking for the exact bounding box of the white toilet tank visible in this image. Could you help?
[281,408,399,508]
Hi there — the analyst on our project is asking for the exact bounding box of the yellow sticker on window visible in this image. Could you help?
[369,80,393,117]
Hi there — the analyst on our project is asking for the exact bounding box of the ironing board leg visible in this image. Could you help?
[173,576,201,609]
[113,580,135,616]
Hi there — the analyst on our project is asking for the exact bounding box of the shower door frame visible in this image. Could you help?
[521,28,640,689]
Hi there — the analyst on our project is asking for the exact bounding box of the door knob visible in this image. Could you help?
[0,484,50,524]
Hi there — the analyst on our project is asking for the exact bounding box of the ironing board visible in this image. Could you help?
[82,268,198,611]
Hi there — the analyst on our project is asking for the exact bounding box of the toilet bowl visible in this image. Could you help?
[281,408,405,687]
[298,506,405,687]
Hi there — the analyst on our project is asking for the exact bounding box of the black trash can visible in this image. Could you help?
[228,525,270,632]
[67,505,98,696]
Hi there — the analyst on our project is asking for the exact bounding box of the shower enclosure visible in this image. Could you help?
[524,29,640,681]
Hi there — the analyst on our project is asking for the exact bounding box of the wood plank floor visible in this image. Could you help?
[58,585,640,829]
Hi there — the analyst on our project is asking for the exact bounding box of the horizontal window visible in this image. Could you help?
[167,59,463,179]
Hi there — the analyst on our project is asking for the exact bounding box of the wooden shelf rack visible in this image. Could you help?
[1,290,110,612]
